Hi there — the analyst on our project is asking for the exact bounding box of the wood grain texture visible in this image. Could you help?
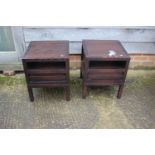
[25,41,155,54]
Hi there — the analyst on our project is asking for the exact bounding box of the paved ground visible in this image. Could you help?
[0,70,155,129]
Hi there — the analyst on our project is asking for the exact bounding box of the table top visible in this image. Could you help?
[83,40,130,59]
[23,41,69,60]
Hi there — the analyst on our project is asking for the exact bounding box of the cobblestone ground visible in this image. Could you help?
[0,70,155,129]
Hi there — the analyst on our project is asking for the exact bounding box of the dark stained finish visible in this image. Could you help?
[22,41,70,101]
[81,40,130,99]
[23,41,69,60]
[83,40,129,59]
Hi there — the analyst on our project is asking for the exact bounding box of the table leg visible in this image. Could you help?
[117,84,124,99]
[82,83,88,99]
[80,67,82,78]
[80,45,84,79]
[28,86,34,102]
[65,86,70,101]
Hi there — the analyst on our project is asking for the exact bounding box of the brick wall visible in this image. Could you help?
[70,54,155,69]
[130,54,155,69]
[70,55,81,69]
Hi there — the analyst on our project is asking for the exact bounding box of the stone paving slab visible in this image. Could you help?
[0,70,155,128]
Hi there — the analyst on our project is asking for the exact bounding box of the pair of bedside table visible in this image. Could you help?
[22,40,130,101]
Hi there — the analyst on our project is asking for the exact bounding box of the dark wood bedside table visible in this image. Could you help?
[22,41,70,101]
[81,40,130,99]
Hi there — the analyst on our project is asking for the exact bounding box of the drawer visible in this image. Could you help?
[28,75,67,81]
[87,69,125,80]
[86,79,123,86]
[29,80,68,87]
[88,68,125,74]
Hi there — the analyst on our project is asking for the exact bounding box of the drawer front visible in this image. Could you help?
[87,69,125,80]
[86,79,123,86]
[27,68,68,84]
[28,75,67,81]
[27,69,66,75]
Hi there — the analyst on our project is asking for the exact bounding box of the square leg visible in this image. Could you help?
[82,83,88,99]
[117,84,124,99]
[80,68,83,78]
[27,86,34,102]
[64,86,70,101]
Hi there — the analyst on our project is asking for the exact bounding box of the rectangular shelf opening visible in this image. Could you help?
[27,61,66,70]
[89,61,126,69]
